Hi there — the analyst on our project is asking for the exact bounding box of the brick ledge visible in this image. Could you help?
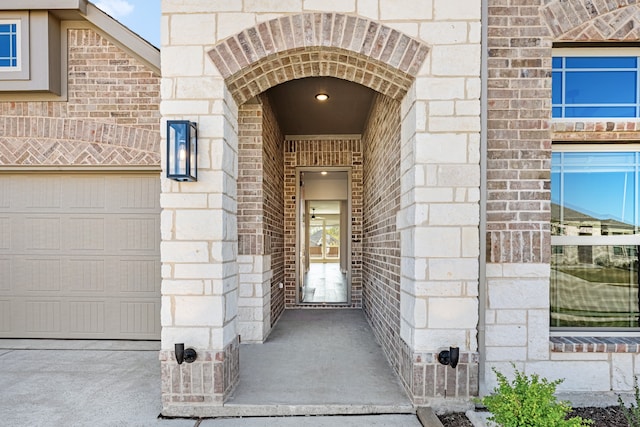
[550,336,640,353]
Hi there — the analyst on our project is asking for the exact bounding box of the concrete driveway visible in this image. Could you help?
[0,340,423,426]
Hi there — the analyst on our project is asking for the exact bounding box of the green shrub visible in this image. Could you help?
[618,375,640,427]
[480,365,592,427]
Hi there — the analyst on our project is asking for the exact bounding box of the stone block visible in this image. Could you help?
[429,100,455,116]
[456,100,480,116]
[527,310,550,360]
[380,0,432,20]
[488,279,548,309]
[415,227,460,257]
[170,14,216,45]
[162,280,205,295]
[416,281,463,297]
[244,0,303,12]
[161,241,210,263]
[429,203,479,226]
[415,133,467,164]
[485,346,527,362]
[176,77,224,100]
[176,210,223,240]
[502,263,550,278]
[530,361,611,391]
[161,326,210,350]
[161,193,208,209]
[416,77,465,100]
[461,227,479,257]
[161,296,172,326]
[485,324,526,347]
[414,328,467,351]
[429,116,480,133]
[437,166,478,190]
[174,263,222,280]
[161,99,210,115]
[175,296,224,326]
[431,45,480,76]
[428,258,478,281]
[415,188,454,203]
[216,13,256,40]
[420,22,468,45]
[304,0,355,12]
[612,353,635,391]
[434,0,481,19]
[428,297,478,329]
[163,0,242,12]
[495,309,526,324]
[357,0,379,19]
[238,282,254,297]
[161,47,204,77]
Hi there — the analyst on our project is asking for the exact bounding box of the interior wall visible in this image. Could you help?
[362,93,402,371]
[283,138,363,307]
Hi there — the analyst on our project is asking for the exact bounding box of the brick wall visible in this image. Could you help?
[283,138,363,307]
[486,0,552,264]
[0,27,160,167]
[237,95,285,339]
[261,97,285,324]
[362,93,402,369]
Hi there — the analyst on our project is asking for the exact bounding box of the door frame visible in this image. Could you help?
[295,166,352,305]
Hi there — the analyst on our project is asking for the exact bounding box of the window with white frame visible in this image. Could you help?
[551,147,640,330]
[0,20,19,70]
[552,49,640,119]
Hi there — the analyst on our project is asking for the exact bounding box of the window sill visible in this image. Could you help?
[550,336,640,353]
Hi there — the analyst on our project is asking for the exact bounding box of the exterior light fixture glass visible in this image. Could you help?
[167,120,197,182]
[315,93,329,101]
[321,171,328,175]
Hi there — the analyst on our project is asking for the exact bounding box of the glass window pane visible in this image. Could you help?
[565,56,637,69]
[0,34,10,57]
[552,107,562,117]
[552,57,562,69]
[565,106,637,118]
[565,71,637,104]
[551,245,639,328]
[551,152,638,235]
[552,71,562,104]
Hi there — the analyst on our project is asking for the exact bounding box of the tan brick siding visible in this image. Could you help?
[362,93,402,370]
[0,27,160,167]
[486,0,552,263]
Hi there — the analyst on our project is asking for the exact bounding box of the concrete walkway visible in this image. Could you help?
[0,309,427,426]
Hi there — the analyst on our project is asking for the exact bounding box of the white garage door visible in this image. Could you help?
[0,173,161,340]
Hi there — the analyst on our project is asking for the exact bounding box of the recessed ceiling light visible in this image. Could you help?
[315,93,329,101]
[321,171,328,175]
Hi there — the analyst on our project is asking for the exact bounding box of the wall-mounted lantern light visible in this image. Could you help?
[167,120,197,182]
[175,343,198,365]
[438,346,459,369]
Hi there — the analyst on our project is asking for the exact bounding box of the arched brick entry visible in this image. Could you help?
[542,1,640,40]
[207,13,429,104]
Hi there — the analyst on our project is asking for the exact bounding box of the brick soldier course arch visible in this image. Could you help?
[542,0,640,41]
[207,13,429,105]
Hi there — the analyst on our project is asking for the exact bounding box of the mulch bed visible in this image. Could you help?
[438,407,630,427]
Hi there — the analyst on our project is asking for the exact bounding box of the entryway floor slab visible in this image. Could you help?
[224,309,414,416]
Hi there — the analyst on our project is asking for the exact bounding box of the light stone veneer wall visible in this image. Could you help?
[160,0,481,413]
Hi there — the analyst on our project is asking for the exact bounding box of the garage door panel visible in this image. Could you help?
[0,173,161,340]
[0,259,10,291]
[0,300,11,332]
[118,258,160,294]
[20,176,62,210]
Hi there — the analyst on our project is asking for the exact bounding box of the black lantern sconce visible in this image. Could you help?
[167,120,197,182]
[438,346,459,369]
[174,343,197,365]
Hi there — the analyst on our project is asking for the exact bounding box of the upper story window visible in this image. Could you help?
[0,21,19,70]
[552,49,640,119]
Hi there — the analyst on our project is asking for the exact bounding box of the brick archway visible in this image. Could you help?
[207,13,429,104]
[542,1,640,41]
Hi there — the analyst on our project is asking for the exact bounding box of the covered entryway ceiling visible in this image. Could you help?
[266,77,375,135]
